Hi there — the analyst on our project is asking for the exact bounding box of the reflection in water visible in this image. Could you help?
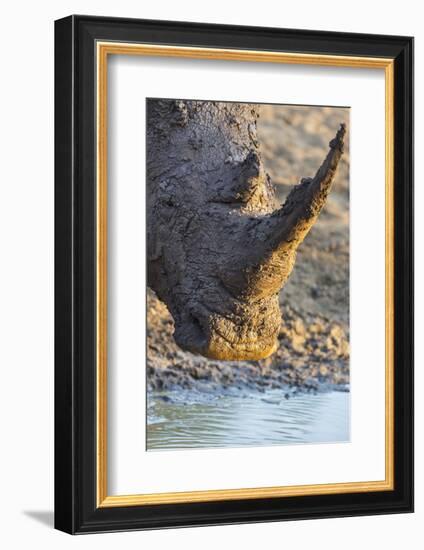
[147,389,350,451]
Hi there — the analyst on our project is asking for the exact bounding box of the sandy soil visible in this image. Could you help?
[147,104,350,392]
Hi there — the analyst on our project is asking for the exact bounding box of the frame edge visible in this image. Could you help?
[54,14,77,535]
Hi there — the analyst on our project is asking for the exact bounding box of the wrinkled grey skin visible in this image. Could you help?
[147,99,345,361]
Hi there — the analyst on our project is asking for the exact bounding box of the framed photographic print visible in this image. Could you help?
[54,15,413,534]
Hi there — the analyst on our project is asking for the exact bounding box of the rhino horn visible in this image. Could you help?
[223,124,346,300]
[267,122,346,251]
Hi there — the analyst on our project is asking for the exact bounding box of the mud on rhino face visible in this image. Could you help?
[146,99,345,361]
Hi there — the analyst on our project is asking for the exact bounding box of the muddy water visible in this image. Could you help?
[147,388,349,450]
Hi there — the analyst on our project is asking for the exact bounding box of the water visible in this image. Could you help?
[147,388,350,451]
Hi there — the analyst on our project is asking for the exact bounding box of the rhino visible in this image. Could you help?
[147,99,345,361]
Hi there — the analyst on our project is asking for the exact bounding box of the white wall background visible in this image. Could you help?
[0,1,420,548]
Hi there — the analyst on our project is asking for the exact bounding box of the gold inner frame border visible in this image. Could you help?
[96,42,394,508]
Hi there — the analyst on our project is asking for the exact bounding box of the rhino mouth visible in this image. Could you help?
[173,306,280,361]
[198,334,278,361]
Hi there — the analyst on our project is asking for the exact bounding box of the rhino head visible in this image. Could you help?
[147,99,345,361]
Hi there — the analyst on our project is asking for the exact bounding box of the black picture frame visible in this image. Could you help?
[55,14,414,534]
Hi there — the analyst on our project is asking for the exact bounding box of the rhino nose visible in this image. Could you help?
[173,312,208,355]
[173,310,279,361]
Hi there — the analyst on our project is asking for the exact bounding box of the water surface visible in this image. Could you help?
[147,388,349,450]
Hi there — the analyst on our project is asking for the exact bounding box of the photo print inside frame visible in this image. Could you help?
[145,98,350,451]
